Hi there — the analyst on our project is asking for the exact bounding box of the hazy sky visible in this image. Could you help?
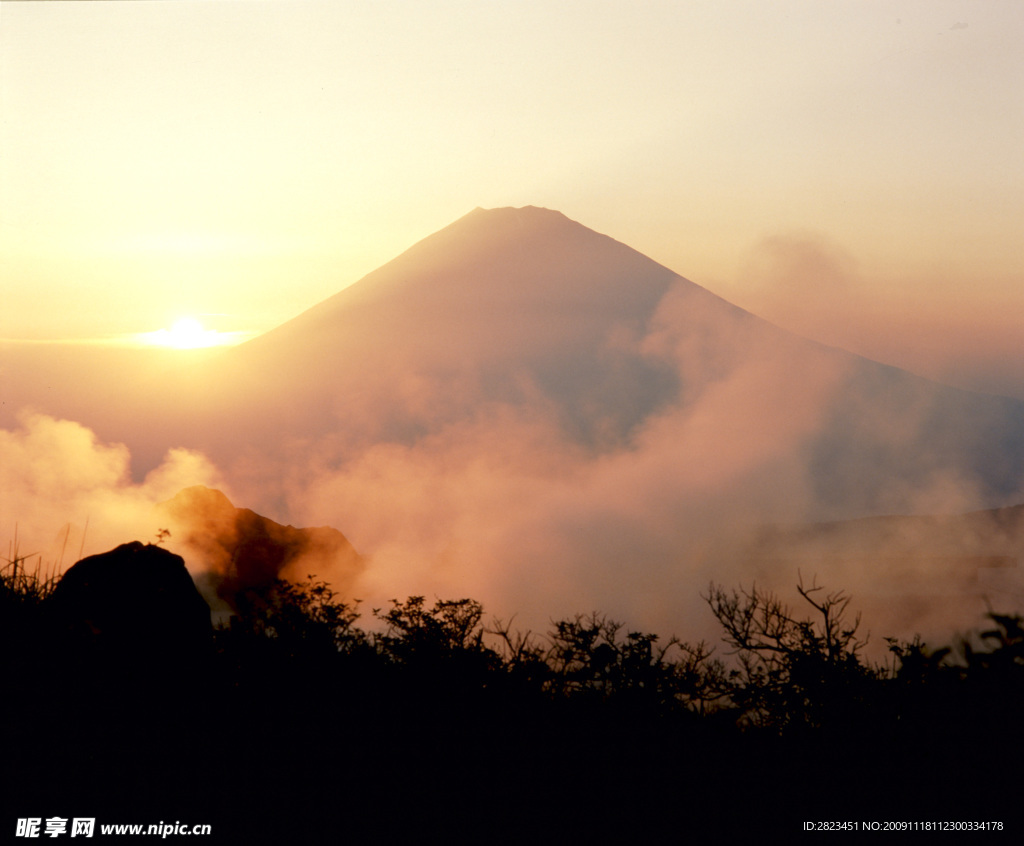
[3,1,1022,393]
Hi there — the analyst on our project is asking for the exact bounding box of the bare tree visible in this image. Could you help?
[705,575,876,731]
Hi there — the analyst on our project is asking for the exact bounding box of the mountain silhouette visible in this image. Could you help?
[129,205,1024,521]
[8,205,1024,638]
[8,206,1024,532]
[151,206,695,452]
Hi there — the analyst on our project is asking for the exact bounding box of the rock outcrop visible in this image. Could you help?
[47,541,213,667]
[156,485,365,610]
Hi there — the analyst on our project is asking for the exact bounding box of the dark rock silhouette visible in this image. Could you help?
[157,485,365,609]
[46,541,212,665]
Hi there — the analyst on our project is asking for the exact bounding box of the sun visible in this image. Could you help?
[139,317,225,349]
[164,317,209,348]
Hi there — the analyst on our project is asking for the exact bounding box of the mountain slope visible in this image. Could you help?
[8,205,1024,640]
[135,205,1024,520]
[11,206,1024,524]
[184,206,698,448]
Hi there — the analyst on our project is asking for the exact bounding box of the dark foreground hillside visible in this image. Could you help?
[3,543,1023,842]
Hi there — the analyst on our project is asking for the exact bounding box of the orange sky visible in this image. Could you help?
[2,1,1022,394]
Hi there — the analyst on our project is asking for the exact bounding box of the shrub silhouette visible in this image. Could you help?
[375,595,493,662]
[1,548,60,704]
[225,575,364,656]
[524,612,724,717]
[6,544,1024,835]
[705,576,882,733]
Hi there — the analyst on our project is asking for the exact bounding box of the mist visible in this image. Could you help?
[0,410,222,571]
[4,208,1023,654]
[725,231,1024,401]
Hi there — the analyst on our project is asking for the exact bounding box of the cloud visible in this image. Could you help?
[737,232,862,327]
[6,333,1019,658]
[221,283,1014,650]
[0,411,222,572]
[7,211,1022,655]
[725,232,1024,404]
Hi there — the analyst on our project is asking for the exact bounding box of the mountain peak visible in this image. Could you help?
[207,203,701,450]
[441,205,588,245]
[251,204,691,353]
[468,204,567,218]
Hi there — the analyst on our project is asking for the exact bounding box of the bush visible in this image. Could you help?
[705,576,882,733]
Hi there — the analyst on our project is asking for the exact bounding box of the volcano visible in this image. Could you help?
[133,206,700,458]
[109,205,1024,521]
[8,205,1024,639]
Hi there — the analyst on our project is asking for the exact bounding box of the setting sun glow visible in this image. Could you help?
[140,317,226,349]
